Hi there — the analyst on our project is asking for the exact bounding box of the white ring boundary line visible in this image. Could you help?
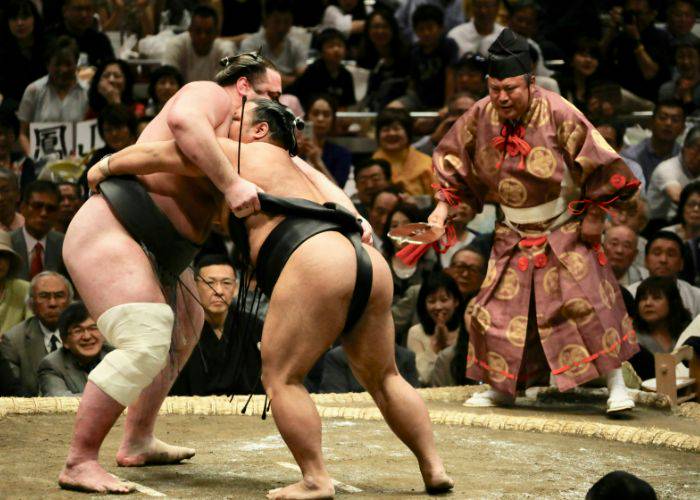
[109,473,166,497]
[276,461,363,493]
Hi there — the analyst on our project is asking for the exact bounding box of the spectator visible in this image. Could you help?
[0,112,37,192]
[368,187,400,250]
[585,81,624,123]
[586,471,657,500]
[319,343,419,393]
[627,231,700,316]
[16,35,88,157]
[595,122,646,191]
[48,0,114,67]
[10,180,65,280]
[0,0,48,111]
[351,158,391,218]
[356,6,410,110]
[372,107,435,196]
[162,5,234,84]
[396,0,465,44]
[240,0,307,88]
[663,181,700,242]
[526,44,559,94]
[658,40,700,116]
[452,52,487,99]
[407,272,464,386]
[537,1,602,59]
[381,202,434,300]
[37,301,110,396]
[0,168,24,232]
[296,95,353,187]
[621,100,684,185]
[171,255,264,396]
[430,322,471,387]
[144,65,184,119]
[647,124,700,222]
[97,0,155,37]
[601,0,672,101]
[506,0,553,77]
[447,0,504,58]
[443,245,486,300]
[663,0,699,46]
[555,37,602,113]
[413,93,474,157]
[609,194,650,269]
[319,0,366,57]
[0,271,72,395]
[289,29,356,108]
[54,182,82,233]
[630,276,692,381]
[0,230,30,334]
[604,224,648,286]
[87,59,144,119]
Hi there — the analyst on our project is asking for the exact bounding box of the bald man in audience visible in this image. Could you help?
[603,225,649,286]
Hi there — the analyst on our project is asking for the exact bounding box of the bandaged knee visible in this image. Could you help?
[88,303,174,406]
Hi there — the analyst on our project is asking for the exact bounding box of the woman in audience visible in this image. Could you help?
[630,276,692,380]
[407,272,465,386]
[372,107,434,196]
[0,230,30,334]
[87,59,143,119]
[144,65,184,118]
[0,0,47,110]
[381,202,435,301]
[297,95,353,187]
[555,37,601,113]
[357,6,409,110]
[319,0,366,58]
[663,181,700,241]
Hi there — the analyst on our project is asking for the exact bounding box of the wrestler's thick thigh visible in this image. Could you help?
[341,245,399,385]
[260,232,357,383]
[63,196,166,318]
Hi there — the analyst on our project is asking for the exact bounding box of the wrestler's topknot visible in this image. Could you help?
[216,50,277,88]
[251,98,302,156]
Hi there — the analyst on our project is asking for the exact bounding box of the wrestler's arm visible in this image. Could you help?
[166,82,262,214]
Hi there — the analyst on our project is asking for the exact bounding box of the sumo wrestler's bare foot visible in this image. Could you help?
[266,476,335,500]
[59,460,134,494]
[421,462,455,494]
[116,437,195,466]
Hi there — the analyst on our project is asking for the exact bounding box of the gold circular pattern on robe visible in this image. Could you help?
[506,315,528,347]
[557,120,586,157]
[592,129,617,155]
[599,280,616,310]
[559,252,588,281]
[494,268,520,300]
[476,144,502,175]
[459,120,475,147]
[538,319,553,343]
[466,342,475,369]
[471,304,492,334]
[560,221,580,234]
[621,314,637,344]
[556,120,577,146]
[487,351,509,383]
[562,298,595,327]
[498,177,528,207]
[558,344,592,377]
[485,102,501,126]
[602,327,621,357]
[481,259,497,289]
[525,147,557,179]
[524,97,550,127]
[543,267,561,296]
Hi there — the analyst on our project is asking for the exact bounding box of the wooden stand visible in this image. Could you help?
[654,346,700,406]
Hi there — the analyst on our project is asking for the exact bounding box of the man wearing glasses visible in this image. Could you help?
[10,181,65,281]
[0,271,72,395]
[38,301,111,396]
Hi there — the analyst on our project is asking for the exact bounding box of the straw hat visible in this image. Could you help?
[0,231,22,279]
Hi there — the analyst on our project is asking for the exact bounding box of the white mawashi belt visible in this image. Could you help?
[501,197,569,225]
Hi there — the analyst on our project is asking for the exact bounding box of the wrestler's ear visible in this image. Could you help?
[252,121,269,139]
[236,76,251,97]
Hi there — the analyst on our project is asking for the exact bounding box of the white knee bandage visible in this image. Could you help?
[88,303,174,406]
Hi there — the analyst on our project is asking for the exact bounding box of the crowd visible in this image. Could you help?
[0,0,699,400]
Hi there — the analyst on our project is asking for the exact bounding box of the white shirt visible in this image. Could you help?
[240,30,307,76]
[22,226,46,267]
[38,320,62,353]
[447,21,504,58]
[627,278,700,317]
[320,6,353,36]
[162,32,235,83]
[17,75,88,124]
[619,265,649,287]
[647,155,699,220]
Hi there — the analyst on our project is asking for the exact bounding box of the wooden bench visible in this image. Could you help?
[654,345,700,406]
